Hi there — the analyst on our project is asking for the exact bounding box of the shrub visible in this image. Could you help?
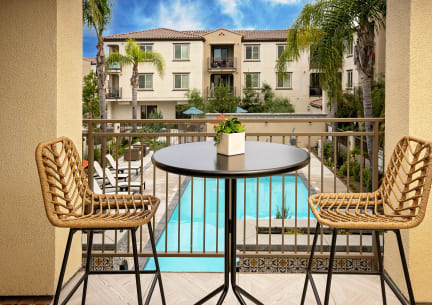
[323,141,334,161]
[338,160,359,177]
[362,168,372,190]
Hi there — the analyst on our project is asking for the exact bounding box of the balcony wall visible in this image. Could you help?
[0,0,82,295]
[385,0,432,302]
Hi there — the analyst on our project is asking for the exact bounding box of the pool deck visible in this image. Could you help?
[49,270,402,305]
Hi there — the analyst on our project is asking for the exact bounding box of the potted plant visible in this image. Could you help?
[214,116,246,156]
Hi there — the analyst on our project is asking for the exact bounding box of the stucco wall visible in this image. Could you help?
[105,40,203,119]
[385,0,432,302]
[0,0,82,295]
[241,43,312,113]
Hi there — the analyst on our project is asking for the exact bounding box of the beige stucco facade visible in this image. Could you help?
[385,0,432,302]
[105,40,204,119]
[0,0,82,295]
[202,29,242,99]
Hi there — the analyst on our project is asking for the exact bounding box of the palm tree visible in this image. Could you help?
[83,0,112,124]
[106,39,165,130]
[277,0,386,172]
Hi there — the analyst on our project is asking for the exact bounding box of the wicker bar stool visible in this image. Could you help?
[35,137,166,305]
[301,136,432,305]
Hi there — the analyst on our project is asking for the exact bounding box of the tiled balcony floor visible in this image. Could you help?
[55,271,401,305]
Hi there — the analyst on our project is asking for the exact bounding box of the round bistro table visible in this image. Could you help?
[152,141,310,305]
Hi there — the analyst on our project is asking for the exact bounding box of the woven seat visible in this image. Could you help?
[302,136,432,305]
[309,136,432,230]
[35,137,165,305]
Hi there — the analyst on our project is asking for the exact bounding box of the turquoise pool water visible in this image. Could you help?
[145,175,310,272]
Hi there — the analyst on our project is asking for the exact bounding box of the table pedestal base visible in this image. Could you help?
[194,179,263,305]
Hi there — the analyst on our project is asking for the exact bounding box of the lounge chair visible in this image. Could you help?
[106,153,141,174]
[93,178,129,195]
[105,168,145,192]
[93,160,128,181]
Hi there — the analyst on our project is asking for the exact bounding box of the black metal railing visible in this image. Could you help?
[208,57,237,70]
[106,87,122,99]
[82,118,384,272]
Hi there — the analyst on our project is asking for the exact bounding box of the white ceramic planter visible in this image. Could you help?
[217,132,245,156]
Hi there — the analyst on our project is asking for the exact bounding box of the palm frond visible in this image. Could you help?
[105,52,132,66]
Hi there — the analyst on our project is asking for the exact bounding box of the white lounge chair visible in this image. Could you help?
[93,160,128,181]
[92,178,129,195]
[106,154,140,174]
[105,168,145,192]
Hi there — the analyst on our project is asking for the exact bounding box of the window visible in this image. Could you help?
[245,45,260,60]
[347,70,353,88]
[139,44,153,52]
[309,73,322,96]
[277,45,287,60]
[346,40,354,56]
[174,73,189,89]
[245,73,260,88]
[138,74,153,89]
[276,72,292,89]
[141,105,157,119]
[174,44,189,60]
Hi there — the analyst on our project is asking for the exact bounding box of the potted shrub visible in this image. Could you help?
[214,116,246,156]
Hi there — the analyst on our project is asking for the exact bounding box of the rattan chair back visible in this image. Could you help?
[36,137,158,228]
[36,137,91,227]
[379,136,432,227]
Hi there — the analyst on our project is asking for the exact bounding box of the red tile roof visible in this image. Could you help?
[83,57,96,64]
[104,28,288,42]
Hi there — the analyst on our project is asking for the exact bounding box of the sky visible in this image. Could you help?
[83,0,308,58]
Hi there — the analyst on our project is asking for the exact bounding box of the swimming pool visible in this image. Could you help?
[145,175,310,272]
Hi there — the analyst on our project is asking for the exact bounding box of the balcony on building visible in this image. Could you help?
[106,45,121,73]
[106,74,121,99]
[208,45,236,71]
[208,74,236,97]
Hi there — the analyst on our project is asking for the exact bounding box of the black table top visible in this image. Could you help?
[151,141,309,178]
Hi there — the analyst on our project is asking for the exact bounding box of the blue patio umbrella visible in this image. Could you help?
[236,106,248,113]
[183,106,204,115]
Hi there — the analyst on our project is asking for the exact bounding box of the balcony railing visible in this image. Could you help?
[106,87,122,99]
[82,117,384,273]
[207,57,237,71]
[206,86,237,98]
[309,87,322,97]
[107,62,121,72]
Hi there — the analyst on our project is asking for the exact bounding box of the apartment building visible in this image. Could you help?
[103,28,382,119]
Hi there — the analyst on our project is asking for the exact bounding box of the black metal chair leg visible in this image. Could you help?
[53,229,76,305]
[147,221,167,305]
[300,222,320,305]
[131,228,143,305]
[374,231,387,305]
[323,228,337,305]
[395,230,416,305]
[81,230,94,305]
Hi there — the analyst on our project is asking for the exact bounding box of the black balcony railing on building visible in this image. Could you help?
[82,118,384,272]
[106,87,122,99]
[208,57,237,70]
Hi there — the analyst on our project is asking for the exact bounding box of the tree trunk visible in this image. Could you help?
[131,64,139,132]
[96,39,107,129]
[354,21,375,179]
[359,71,374,170]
